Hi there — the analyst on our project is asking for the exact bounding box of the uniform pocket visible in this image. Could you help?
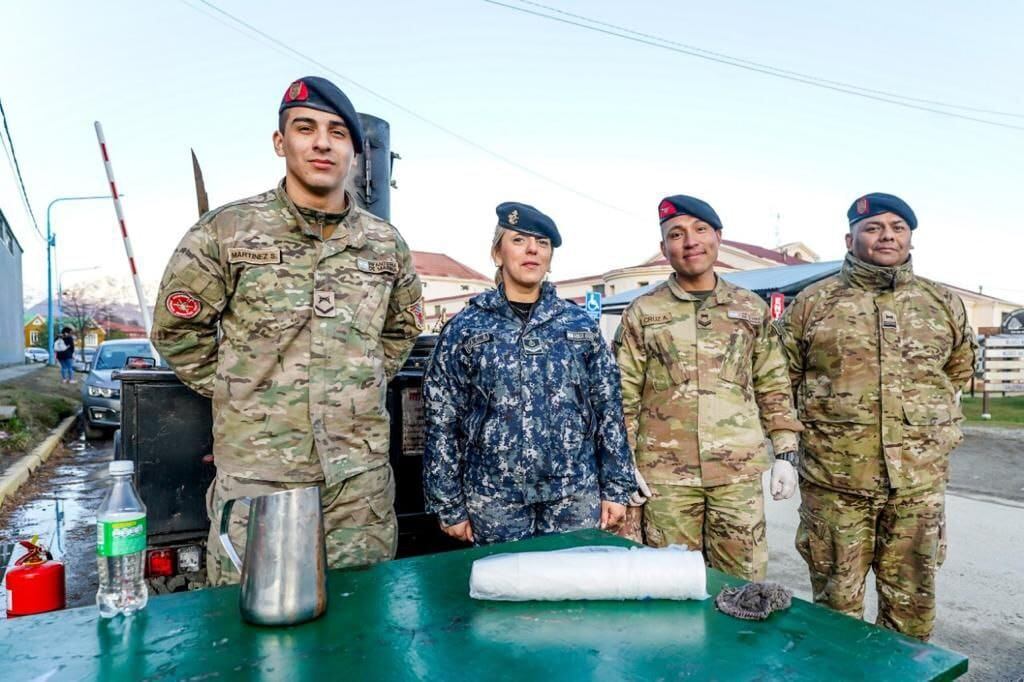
[796,508,834,576]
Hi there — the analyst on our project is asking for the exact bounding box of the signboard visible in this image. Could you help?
[982,334,1024,395]
[1001,308,1024,335]
[401,387,425,457]
[585,291,602,322]
[769,292,785,320]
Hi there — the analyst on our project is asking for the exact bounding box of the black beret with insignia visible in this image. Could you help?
[279,76,364,154]
[657,194,723,230]
[496,201,562,248]
[847,192,917,230]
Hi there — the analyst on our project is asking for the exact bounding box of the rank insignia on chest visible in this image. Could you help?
[356,258,399,275]
[697,311,712,327]
[522,336,545,354]
[881,310,898,330]
[314,290,337,317]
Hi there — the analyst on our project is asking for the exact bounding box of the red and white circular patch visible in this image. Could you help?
[166,291,202,319]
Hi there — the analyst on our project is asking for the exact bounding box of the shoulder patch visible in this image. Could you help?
[640,312,672,326]
[357,257,399,275]
[566,330,597,342]
[463,332,493,353]
[728,310,763,325]
[227,247,281,265]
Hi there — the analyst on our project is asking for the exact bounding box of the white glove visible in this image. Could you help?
[628,466,653,507]
[770,459,797,501]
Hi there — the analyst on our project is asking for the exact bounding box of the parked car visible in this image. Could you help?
[24,347,49,363]
[73,347,97,373]
[81,340,163,439]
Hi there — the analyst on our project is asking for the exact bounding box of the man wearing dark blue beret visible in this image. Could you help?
[152,76,424,585]
[779,192,977,640]
[613,194,802,581]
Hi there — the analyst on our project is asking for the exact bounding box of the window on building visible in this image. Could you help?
[30,331,39,345]
[592,284,605,296]
[460,284,470,291]
[637,281,649,287]
[610,285,616,295]
[434,305,441,316]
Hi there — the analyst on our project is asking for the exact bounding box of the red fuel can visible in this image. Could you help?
[5,540,66,617]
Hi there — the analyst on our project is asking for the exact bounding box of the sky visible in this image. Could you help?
[2,0,1022,309]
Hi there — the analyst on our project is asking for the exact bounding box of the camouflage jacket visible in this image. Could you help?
[422,283,633,526]
[151,181,423,486]
[778,253,977,493]
[615,275,801,488]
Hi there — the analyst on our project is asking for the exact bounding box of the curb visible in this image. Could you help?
[0,411,80,510]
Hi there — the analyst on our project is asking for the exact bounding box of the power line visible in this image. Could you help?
[512,0,1024,120]
[480,0,1024,133]
[181,0,644,219]
[0,97,45,242]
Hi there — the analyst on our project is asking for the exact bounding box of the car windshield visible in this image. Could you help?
[95,344,154,370]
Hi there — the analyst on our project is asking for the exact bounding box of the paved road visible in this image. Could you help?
[0,363,45,384]
[0,431,113,614]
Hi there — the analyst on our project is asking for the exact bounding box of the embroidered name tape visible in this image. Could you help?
[728,310,763,325]
[227,247,281,265]
[464,332,493,352]
[566,331,596,342]
[641,313,672,326]
[357,258,399,275]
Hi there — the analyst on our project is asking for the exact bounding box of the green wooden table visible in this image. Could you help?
[1,530,966,681]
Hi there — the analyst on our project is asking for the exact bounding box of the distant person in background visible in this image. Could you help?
[55,327,75,383]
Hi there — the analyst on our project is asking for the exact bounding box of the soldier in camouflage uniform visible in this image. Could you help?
[615,195,802,581]
[423,202,632,545]
[151,77,424,586]
[779,192,977,640]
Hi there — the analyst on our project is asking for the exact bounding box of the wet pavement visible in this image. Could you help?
[0,427,113,614]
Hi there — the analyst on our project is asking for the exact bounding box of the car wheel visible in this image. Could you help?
[83,420,106,440]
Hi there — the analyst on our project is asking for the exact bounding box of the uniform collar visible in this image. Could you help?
[666,273,733,306]
[275,179,365,248]
[841,252,914,292]
[473,281,562,327]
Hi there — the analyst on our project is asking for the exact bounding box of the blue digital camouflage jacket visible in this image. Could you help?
[422,282,633,526]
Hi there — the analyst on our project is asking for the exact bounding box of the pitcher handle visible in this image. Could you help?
[219,496,252,574]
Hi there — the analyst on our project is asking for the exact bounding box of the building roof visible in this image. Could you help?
[412,251,489,282]
[104,320,147,334]
[643,240,808,267]
[602,261,843,312]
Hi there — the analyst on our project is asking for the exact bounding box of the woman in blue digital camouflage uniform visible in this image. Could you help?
[422,202,634,545]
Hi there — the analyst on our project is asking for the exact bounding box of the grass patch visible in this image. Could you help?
[0,366,80,456]
[961,395,1024,428]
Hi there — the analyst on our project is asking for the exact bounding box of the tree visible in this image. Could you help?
[61,284,112,348]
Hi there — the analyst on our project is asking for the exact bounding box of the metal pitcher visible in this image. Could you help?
[220,486,328,626]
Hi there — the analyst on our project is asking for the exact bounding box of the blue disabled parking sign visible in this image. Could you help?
[585,291,602,321]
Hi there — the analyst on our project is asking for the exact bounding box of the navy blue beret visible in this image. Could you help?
[658,195,723,230]
[496,202,562,248]
[279,76,364,154]
[847,192,917,230]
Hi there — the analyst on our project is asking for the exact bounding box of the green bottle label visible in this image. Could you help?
[96,516,147,557]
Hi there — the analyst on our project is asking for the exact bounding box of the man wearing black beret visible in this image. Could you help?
[779,192,977,640]
[613,194,803,581]
[152,76,424,586]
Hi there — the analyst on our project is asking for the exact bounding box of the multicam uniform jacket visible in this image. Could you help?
[151,181,424,487]
[778,253,978,493]
[422,283,633,526]
[615,275,802,488]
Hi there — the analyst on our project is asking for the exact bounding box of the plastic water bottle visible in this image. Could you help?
[96,460,148,618]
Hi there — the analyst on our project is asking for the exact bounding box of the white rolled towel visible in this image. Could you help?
[469,545,708,601]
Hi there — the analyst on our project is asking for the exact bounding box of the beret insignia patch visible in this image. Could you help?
[856,197,869,215]
[658,200,677,219]
[507,209,520,226]
[166,291,201,319]
[285,80,309,103]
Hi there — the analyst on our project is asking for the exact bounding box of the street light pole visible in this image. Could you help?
[46,195,119,365]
